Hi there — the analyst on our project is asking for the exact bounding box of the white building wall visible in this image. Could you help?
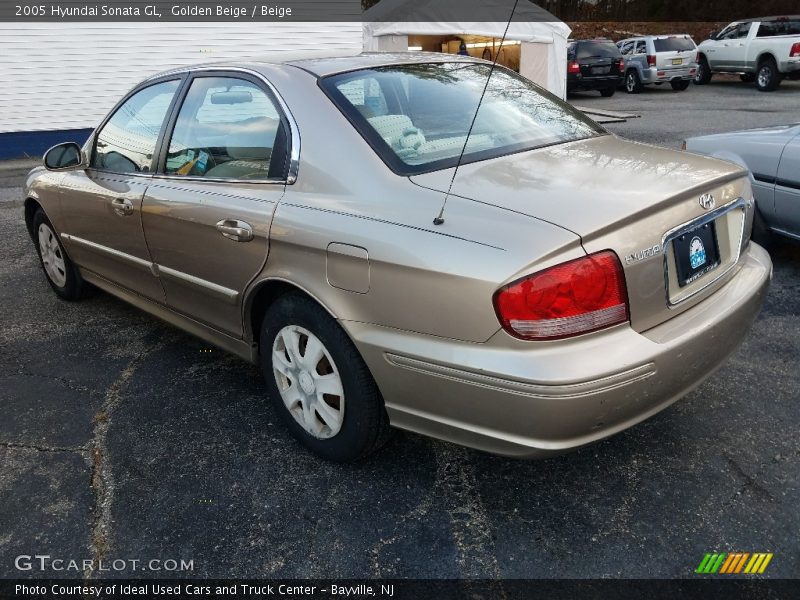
[0,22,363,133]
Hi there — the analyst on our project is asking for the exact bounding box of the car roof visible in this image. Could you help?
[738,15,800,23]
[147,51,488,81]
[618,35,693,41]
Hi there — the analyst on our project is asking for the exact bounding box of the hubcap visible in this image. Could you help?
[626,74,635,92]
[272,325,344,440]
[37,223,67,288]
[695,64,704,82]
[758,66,772,87]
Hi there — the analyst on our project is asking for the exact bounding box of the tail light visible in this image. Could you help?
[493,251,629,341]
[568,61,581,74]
[790,42,800,57]
[647,55,656,67]
[618,58,626,71]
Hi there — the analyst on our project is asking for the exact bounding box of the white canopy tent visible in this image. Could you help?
[362,0,571,98]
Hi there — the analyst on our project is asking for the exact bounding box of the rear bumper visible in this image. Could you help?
[780,57,800,73]
[347,243,772,458]
[567,74,623,91]
[642,65,697,83]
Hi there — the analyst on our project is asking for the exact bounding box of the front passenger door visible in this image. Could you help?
[59,78,182,302]
[142,74,290,337]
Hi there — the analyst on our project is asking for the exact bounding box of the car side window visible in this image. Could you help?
[92,80,180,174]
[619,41,634,56]
[164,76,285,181]
[720,23,751,40]
[635,41,647,54]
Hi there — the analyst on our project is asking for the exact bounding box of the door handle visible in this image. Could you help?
[216,219,254,242]
[111,198,134,216]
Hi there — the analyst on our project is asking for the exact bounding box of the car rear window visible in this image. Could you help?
[576,41,621,60]
[653,37,696,52]
[320,62,605,175]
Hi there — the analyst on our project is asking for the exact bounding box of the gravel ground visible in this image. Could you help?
[1,80,799,580]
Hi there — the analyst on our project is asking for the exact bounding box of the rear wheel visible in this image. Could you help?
[625,70,643,94]
[260,293,391,462]
[670,79,691,91]
[756,58,781,92]
[32,209,87,301]
[600,86,616,97]
[694,57,712,85]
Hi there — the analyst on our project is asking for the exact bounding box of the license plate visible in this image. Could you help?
[673,221,721,287]
[591,66,611,74]
[672,58,683,65]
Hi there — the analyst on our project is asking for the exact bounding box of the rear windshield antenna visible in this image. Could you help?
[433,0,519,226]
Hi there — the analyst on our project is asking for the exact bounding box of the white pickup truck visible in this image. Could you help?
[695,16,800,91]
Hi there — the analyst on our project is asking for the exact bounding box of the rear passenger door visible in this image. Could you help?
[142,72,292,337]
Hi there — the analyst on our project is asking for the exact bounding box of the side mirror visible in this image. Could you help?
[43,142,86,171]
[708,31,718,40]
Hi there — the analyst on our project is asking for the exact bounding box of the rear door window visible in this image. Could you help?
[164,76,286,181]
[757,19,800,37]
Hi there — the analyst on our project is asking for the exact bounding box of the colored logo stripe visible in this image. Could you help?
[696,552,773,574]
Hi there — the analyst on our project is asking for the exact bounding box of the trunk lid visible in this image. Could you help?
[410,135,752,332]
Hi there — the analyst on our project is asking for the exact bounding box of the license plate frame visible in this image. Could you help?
[591,66,611,75]
[672,220,721,287]
[672,58,683,65]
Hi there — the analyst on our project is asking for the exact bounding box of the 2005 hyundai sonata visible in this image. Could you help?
[25,52,772,462]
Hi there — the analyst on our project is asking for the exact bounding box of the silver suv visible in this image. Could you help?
[617,35,698,93]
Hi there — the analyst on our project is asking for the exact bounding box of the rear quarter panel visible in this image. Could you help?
[245,64,584,344]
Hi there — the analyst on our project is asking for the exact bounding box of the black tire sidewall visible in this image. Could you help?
[32,209,82,300]
[259,294,388,462]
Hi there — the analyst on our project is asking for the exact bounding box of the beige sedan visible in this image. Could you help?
[25,53,772,462]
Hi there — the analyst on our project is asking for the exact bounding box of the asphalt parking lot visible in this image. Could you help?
[1,78,799,580]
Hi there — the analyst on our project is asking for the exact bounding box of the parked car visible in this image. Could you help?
[567,39,626,97]
[695,16,800,91]
[617,35,698,93]
[26,52,771,462]
[685,124,800,242]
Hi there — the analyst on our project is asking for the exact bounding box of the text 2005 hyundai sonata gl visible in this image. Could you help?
[25,52,772,462]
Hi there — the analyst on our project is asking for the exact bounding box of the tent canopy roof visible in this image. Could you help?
[363,0,570,42]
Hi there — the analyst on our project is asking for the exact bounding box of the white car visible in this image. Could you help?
[695,16,800,91]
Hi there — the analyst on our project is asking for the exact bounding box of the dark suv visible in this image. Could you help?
[567,39,626,97]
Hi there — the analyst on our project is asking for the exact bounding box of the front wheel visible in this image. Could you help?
[670,79,691,91]
[694,57,712,85]
[32,209,88,301]
[756,58,781,92]
[260,293,391,462]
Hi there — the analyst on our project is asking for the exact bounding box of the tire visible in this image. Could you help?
[625,70,643,94]
[694,57,712,85]
[32,208,87,301]
[740,73,756,83]
[670,79,691,91]
[260,293,391,462]
[600,86,616,97]
[756,58,781,92]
